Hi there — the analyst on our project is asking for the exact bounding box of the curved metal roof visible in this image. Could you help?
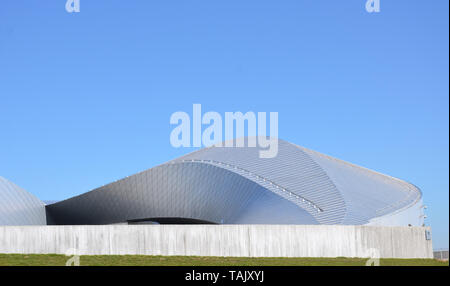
[0,176,46,225]
[176,139,421,225]
[45,138,422,226]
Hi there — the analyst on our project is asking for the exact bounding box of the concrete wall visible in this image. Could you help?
[0,225,433,258]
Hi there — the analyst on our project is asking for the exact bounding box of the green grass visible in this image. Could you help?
[0,254,447,266]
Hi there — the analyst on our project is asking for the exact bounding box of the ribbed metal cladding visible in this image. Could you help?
[44,138,422,226]
[0,176,46,225]
[177,140,347,224]
[300,147,422,225]
[46,162,318,225]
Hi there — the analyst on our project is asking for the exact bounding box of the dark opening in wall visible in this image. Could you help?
[127,217,217,225]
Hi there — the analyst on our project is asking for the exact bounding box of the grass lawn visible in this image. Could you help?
[0,254,448,266]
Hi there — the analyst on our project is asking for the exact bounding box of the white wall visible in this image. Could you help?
[0,225,433,258]
[368,198,425,227]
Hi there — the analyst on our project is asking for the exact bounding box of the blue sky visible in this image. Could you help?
[0,1,448,248]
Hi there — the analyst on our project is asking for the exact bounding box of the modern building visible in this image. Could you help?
[0,176,46,225]
[1,139,425,226]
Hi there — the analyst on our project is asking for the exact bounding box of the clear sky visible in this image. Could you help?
[0,1,448,248]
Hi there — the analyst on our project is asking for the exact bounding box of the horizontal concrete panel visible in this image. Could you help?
[0,225,433,258]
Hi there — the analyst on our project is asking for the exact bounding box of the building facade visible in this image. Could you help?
[0,176,46,225]
[1,139,425,226]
